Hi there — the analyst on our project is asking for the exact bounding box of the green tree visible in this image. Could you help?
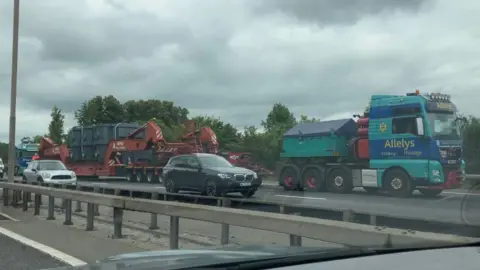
[297,114,320,123]
[33,135,43,143]
[48,105,66,144]
[74,95,124,125]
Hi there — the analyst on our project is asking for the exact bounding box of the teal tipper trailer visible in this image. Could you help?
[277,91,464,198]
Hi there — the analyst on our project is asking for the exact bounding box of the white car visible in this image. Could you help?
[23,160,76,185]
[0,158,4,179]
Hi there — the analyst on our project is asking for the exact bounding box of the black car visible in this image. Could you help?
[161,153,262,198]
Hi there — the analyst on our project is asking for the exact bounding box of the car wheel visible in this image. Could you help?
[205,179,225,197]
[164,177,178,193]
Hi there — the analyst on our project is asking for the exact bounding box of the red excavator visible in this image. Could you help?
[38,120,219,182]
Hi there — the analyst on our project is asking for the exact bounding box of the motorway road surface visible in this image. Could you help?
[0,225,67,270]
[76,180,480,226]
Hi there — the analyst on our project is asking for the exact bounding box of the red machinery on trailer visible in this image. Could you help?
[218,151,273,180]
[37,120,219,182]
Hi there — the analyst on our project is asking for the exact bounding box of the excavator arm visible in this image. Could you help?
[103,120,165,166]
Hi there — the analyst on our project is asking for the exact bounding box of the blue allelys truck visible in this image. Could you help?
[277,90,465,197]
[14,137,39,176]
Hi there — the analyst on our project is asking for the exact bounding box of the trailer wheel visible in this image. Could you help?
[327,168,353,193]
[135,172,142,182]
[126,171,134,182]
[418,188,442,197]
[383,168,413,197]
[280,166,300,191]
[146,172,155,183]
[301,167,325,191]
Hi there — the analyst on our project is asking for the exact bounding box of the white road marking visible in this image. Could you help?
[275,195,326,200]
[0,226,87,267]
[0,212,19,221]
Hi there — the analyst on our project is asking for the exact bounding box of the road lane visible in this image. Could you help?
[0,228,68,270]
[76,180,480,226]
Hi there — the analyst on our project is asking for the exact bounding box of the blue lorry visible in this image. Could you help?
[277,90,465,197]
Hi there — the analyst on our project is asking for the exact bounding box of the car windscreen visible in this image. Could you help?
[38,161,67,171]
[198,155,234,168]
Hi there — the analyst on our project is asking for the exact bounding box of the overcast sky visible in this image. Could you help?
[0,0,478,142]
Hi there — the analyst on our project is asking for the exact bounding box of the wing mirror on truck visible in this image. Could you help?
[416,117,425,136]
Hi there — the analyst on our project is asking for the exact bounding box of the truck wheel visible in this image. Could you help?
[384,169,413,197]
[280,166,300,191]
[302,167,325,191]
[418,188,443,197]
[327,168,353,193]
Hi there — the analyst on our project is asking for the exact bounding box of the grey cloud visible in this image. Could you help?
[0,0,478,137]
[250,0,432,25]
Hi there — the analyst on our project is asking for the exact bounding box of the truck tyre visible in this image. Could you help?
[327,168,353,193]
[280,165,301,191]
[418,188,442,197]
[301,167,325,191]
[383,169,413,197]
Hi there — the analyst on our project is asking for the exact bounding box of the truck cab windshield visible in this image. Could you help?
[427,113,460,140]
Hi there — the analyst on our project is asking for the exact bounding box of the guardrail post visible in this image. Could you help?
[86,203,94,231]
[63,198,73,226]
[220,198,231,245]
[22,190,28,212]
[11,189,19,207]
[3,188,8,206]
[149,192,159,230]
[113,207,123,239]
[370,215,377,225]
[75,184,82,212]
[33,192,41,215]
[343,209,354,222]
[61,184,67,209]
[169,216,179,249]
[289,213,302,246]
[47,184,55,220]
[93,187,100,216]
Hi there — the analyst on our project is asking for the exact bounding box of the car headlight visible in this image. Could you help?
[253,172,258,179]
[71,172,76,178]
[41,172,51,178]
[217,173,233,179]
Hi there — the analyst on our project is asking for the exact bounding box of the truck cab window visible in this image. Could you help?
[392,117,418,135]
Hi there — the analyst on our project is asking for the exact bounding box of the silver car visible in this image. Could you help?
[23,160,77,185]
